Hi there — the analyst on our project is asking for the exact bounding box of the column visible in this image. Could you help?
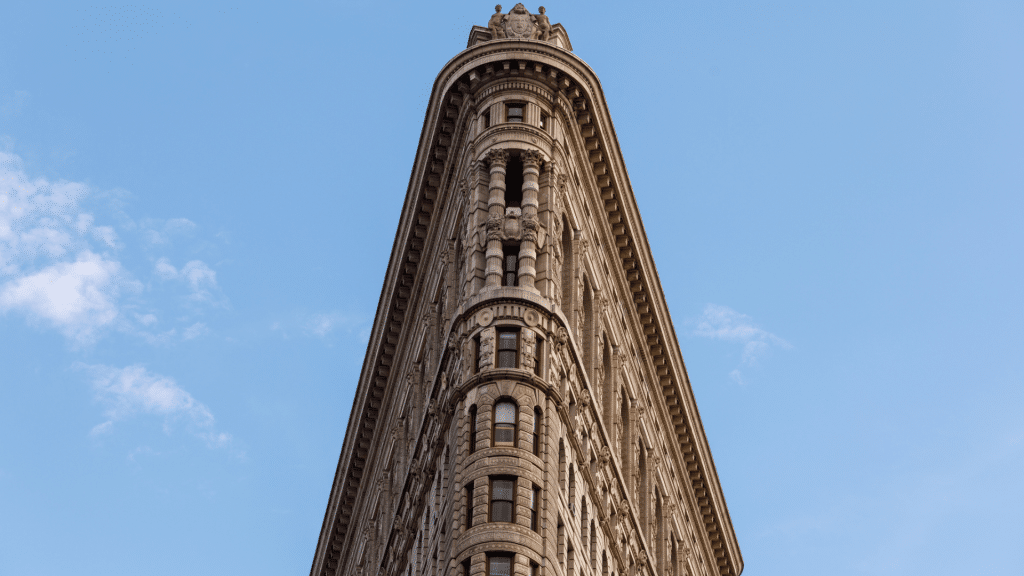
[518,149,542,289]
[485,149,509,288]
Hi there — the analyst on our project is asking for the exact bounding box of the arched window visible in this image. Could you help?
[493,400,517,447]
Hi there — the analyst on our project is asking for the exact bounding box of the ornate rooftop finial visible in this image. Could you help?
[485,4,548,41]
[469,4,570,49]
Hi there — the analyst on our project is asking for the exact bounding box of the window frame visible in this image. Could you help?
[489,476,517,523]
[492,399,518,447]
[469,404,478,454]
[487,554,514,576]
[501,245,520,287]
[506,102,525,123]
[496,328,519,368]
[530,485,541,531]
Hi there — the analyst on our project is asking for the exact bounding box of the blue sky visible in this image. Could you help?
[1,1,1021,575]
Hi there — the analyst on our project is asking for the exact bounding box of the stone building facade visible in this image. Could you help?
[310,6,743,576]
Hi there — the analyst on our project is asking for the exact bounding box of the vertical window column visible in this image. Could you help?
[518,149,542,289]
[485,149,509,287]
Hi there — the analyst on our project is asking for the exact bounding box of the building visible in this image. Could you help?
[310,6,742,576]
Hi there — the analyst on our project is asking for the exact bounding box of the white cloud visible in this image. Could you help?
[134,312,158,326]
[0,251,135,343]
[0,151,90,274]
[694,304,791,381]
[154,257,219,301]
[1,150,218,343]
[77,363,231,448]
[182,321,207,340]
[305,311,362,337]
[142,217,196,244]
[154,257,177,279]
[180,260,216,293]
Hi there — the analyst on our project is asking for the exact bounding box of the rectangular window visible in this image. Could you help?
[488,555,513,576]
[469,405,478,454]
[534,337,544,377]
[497,330,518,368]
[502,245,519,287]
[530,485,541,531]
[473,334,482,373]
[490,477,516,522]
[506,103,524,123]
[540,112,549,132]
[532,407,541,456]
[465,481,474,529]
[483,109,492,129]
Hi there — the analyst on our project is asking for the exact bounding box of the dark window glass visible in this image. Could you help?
[490,478,515,522]
[502,246,519,287]
[484,109,491,129]
[507,104,524,123]
[469,405,478,454]
[497,331,518,368]
[530,486,541,531]
[540,113,549,131]
[465,481,474,529]
[534,338,544,377]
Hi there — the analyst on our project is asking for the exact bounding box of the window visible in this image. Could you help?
[540,112,549,132]
[532,407,541,455]
[463,559,472,576]
[497,330,518,368]
[530,561,540,576]
[531,485,541,531]
[483,109,492,129]
[473,334,481,373]
[490,477,516,522]
[469,405,478,454]
[488,555,513,576]
[465,481,474,529]
[506,102,524,123]
[505,155,523,207]
[534,337,544,377]
[502,246,519,287]
[493,400,517,446]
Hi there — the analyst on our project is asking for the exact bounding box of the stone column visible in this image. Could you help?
[518,149,542,290]
[485,149,509,288]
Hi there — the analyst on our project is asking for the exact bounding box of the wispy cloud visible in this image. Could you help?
[693,304,791,381]
[77,363,231,448]
[182,321,208,340]
[141,217,196,245]
[154,257,221,303]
